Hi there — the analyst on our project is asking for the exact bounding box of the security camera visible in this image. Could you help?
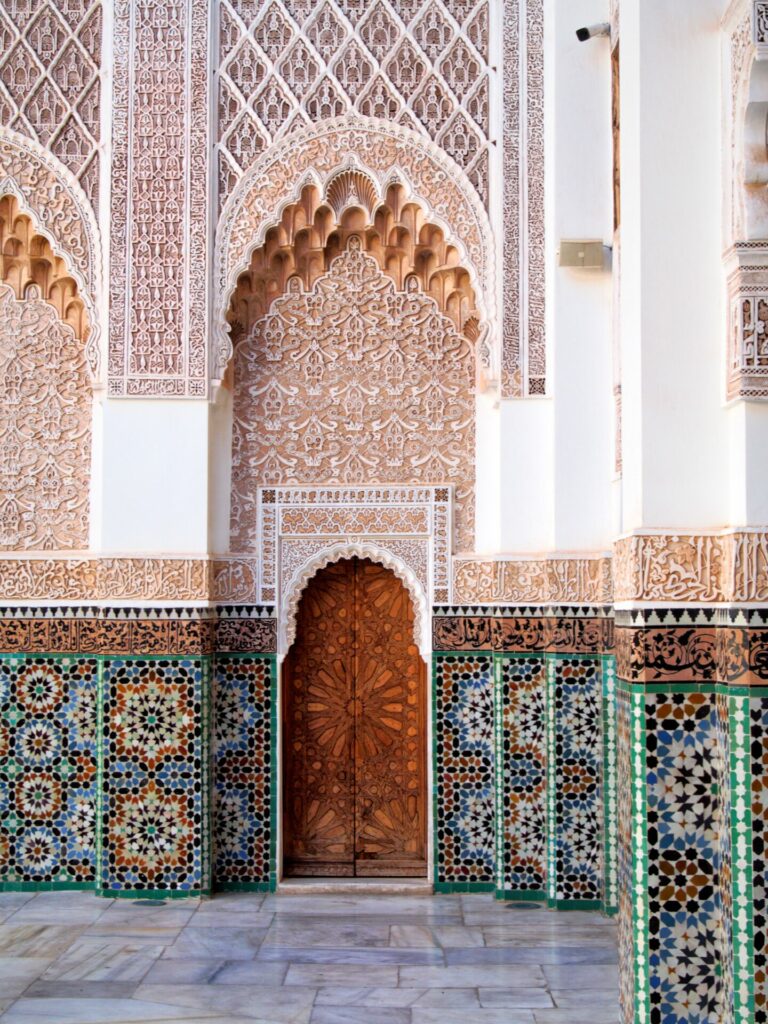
[576,22,611,42]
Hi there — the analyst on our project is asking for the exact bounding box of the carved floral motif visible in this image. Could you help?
[0,285,91,550]
[0,132,101,375]
[109,0,208,397]
[231,245,475,553]
[503,0,545,397]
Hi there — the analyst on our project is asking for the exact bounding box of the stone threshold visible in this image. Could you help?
[278,878,433,895]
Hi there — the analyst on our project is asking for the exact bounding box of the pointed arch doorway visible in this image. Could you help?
[282,557,428,877]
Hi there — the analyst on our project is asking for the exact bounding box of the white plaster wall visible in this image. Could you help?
[209,387,234,553]
[474,391,502,555]
[100,400,209,553]
[619,0,729,532]
[551,0,615,552]
[499,0,614,554]
[499,398,554,552]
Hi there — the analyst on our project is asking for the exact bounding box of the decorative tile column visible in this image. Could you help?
[615,621,726,1023]
[212,607,278,891]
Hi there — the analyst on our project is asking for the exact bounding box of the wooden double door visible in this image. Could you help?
[283,557,427,876]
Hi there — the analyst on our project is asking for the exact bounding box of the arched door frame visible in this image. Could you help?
[276,542,433,885]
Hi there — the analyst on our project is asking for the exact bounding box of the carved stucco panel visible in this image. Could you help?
[231,245,475,555]
[0,285,91,550]
[216,0,492,209]
[0,130,102,376]
[215,117,494,385]
[109,0,209,397]
[453,556,613,605]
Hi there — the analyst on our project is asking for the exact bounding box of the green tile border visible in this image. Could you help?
[545,655,557,906]
[629,685,651,1023]
[602,654,619,916]
[494,889,547,902]
[728,691,756,1022]
[0,881,95,892]
[433,881,495,894]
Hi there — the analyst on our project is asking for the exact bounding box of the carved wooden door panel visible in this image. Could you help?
[283,558,426,877]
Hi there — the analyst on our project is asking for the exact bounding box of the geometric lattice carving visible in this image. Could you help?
[109,0,208,397]
[0,192,89,341]
[0,1,102,205]
[216,0,491,209]
[0,284,91,550]
[231,241,475,552]
[226,176,478,345]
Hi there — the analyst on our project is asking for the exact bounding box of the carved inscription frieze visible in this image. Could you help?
[452,556,613,605]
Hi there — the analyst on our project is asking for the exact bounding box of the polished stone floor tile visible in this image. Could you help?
[0,891,620,1023]
[40,936,165,983]
[0,926,85,959]
[399,964,546,988]
[542,964,619,990]
[285,963,400,987]
[162,927,268,961]
[258,945,442,965]
[411,1011,536,1024]
[207,961,289,985]
[141,959,225,984]
[313,986,481,1008]
[310,1008,410,1024]
[262,917,391,947]
[135,982,315,1021]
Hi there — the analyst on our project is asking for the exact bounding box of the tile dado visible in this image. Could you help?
[434,610,614,910]
[615,612,768,1024]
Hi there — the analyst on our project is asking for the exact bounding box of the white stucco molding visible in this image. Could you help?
[279,540,430,663]
[213,114,497,391]
[0,127,103,384]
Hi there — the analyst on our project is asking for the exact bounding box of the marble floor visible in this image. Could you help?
[0,890,620,1024]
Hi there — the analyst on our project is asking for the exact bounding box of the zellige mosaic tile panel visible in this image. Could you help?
[496,654,547,894]
[433,654,494,887]
[645,690,724,1024]
[213,655,276,890]
[551,656,602,904]
[0,656,98,887]
[100,658,210,894]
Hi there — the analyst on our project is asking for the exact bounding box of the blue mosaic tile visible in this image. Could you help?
[0,656,98,885]
[433,654,494,884]
[100,658,210,894]
[213,655,275,888]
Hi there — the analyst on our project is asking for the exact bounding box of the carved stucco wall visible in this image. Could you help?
[0,284,91,550]
[108,0,209,397]
[0,0,102,205]
[231,241,476,555]
[216,0,492,210]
